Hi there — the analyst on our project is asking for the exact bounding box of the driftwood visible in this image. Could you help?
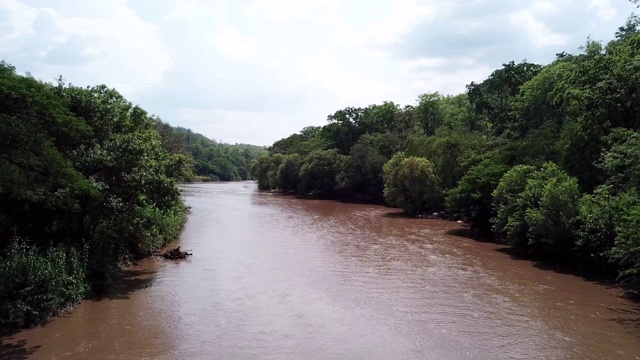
[159,246,192,260]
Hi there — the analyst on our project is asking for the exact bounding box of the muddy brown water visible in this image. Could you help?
[2,182,640,359]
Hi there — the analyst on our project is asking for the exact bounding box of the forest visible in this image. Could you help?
[155,122,266,181]
[252,17,640,294]
[0,62,264,331]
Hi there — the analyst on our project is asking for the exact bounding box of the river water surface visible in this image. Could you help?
[2,182,640,359]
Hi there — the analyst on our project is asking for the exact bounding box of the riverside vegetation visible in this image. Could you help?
[0,62,265,331]
[253,17,640,294]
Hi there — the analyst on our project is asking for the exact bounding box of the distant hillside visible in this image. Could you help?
[155,121,267,181]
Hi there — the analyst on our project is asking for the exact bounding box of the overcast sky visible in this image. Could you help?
[1,0,636,145]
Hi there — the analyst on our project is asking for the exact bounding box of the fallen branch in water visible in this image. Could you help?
[157,246,192,260]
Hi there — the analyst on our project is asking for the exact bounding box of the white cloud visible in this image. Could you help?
[402,57,446,72]
[0,0,38,47]
[530,1,563,14]
[163,0,200,22]
[215,25,258,60]
[329,0,438,47]
[509,10,570,48]
[410,65,493,96]
[366,0,438,45]
[241,0,342,22]
[0,0,634,145]
[0,0,171,96]
[588,0,618,21]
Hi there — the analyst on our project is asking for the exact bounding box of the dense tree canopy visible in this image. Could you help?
[155,122,266,181]
[0,61,264,330]
[252,16,640,293]
[382,153,441,215]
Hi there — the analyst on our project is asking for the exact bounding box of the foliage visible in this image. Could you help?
[575,186,637,274]
[521,164,580,258]
[492,163,580,258]
[414,92,444,135]
[0,240,86,329]
[277,154,303,193]
[405,130,489,191]
[0,63,95,248]
[611,201,640,292]
[0,61,196,329]
[252,16,640,292]
[336,135,391,202]
[467,61,543,136]
[60,83,190,288]
[251,154,275,190]
[267,154,286,191]
[492,165,536,246]
[508,62,570,138]
[383,153,441,214]
[597,128,640,191]
[298,150,347,196]
[271,126,326,155]
[446,156,509,231]
[155,121,267,181]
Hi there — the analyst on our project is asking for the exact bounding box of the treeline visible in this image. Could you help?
[253,17,640,293]
[155,122,266,181]
[0,61,260,331]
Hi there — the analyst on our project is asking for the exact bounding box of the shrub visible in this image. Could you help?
[0,239,87,330]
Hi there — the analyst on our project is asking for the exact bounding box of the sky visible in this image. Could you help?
[0,0,637,146]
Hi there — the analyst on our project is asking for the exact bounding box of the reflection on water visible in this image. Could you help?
[3,182,640,359]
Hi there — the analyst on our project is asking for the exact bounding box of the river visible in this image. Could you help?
[2,182,639,359]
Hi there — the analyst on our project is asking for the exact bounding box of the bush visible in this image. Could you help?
[277,154,302,192]
[383,152,441,215]
[446,158,509,231]
[574,186,636,274]
[611,200,640,293]
[524,163,580,257]
[491,163,580,257]
[298,150,347,196]
[0,240,87,330]
[492,165,536,246]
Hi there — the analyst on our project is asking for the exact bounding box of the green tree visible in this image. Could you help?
[244,16,640,291]
[509,62,571,138]
[611,200,640,292]
[575,186,636,274]
[492,165,537,247]
[1,61,190,326]
[446,157,509,231]
[361,102,400,135]
[277,154,303,192]
[320,107,366,154]
[438,94,475,131]
[271,126,326,155]
[298,150,347,196]
[252,154,275,190]
[467,61,543,136]
[597,128,640,191]
[383,153,441,215]
[491,163,580,257]
[64,85,188,287]
[337,137,388,202]
[0,62,95,247]
[414,93,444,135]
